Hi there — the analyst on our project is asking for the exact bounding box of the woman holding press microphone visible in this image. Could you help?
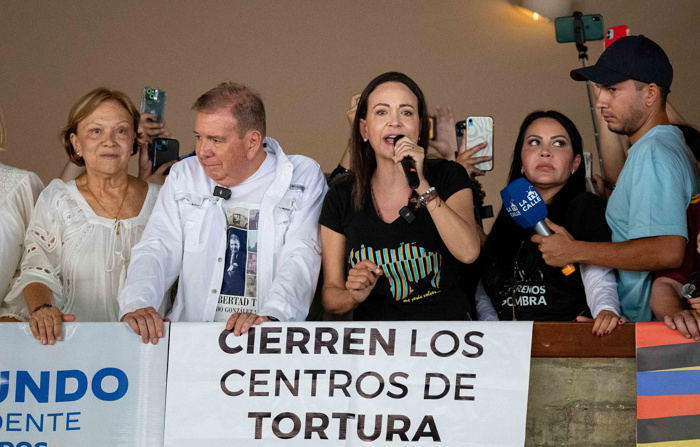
[320,72,481,321]
[3,88,165,344]
[477,111,624,335]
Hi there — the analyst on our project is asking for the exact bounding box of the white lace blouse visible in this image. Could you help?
[3,179,161,322]
[0,163,44,318]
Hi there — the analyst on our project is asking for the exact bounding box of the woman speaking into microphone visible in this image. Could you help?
[319,72,481,321]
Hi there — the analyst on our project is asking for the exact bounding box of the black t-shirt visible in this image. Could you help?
[482,192,611,321]
[320,160,474,321]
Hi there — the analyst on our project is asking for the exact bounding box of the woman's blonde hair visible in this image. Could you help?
[61,88,140,166]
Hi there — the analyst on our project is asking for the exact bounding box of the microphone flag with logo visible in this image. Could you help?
[500,177,576,276]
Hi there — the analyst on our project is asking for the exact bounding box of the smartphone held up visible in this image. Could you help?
[554,14,604,43]
[457,116,494,172]
[140,87,166,123]
[149,138,180,175]
[605,25,629,49]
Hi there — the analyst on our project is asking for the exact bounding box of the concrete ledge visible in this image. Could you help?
[526,358,636,446]
[527,323,637,446]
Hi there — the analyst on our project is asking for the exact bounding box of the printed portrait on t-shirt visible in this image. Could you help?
[227,207,249,230]
[221,228,247,296]
[248,230,258,253]
[211,153,275,322]
[247,252,257,274]
[245,275,257,297]
[216,202,260,320]
[249,209,260,231]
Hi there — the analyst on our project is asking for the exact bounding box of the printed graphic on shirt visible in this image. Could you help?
[500,267,548,309]
[501,285,548,308]
[215,204,259,321]
[349,243,441,302]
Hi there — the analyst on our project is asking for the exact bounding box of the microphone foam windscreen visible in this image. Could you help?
[499,177,548,229]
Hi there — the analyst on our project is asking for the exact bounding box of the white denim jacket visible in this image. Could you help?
[118,138,327,322]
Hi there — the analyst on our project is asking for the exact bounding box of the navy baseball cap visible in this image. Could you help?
[570,35,673,87]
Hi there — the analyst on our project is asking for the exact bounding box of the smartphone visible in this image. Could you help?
[555,14,604,43]
[605,25,629,49]
[149,138,179,174]
[140,87,166,123]
[428,116,437,141]
[465,116,494,172]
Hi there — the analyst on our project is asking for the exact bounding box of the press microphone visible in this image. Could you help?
[500,177,576,276]
[394,135,420,189]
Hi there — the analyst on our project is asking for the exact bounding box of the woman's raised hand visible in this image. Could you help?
[346,260,384,305]
[393,136,427,188]
[428,106,458,160]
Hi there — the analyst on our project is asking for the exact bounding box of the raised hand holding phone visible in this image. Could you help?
[455,121,493,176]
[465,116,494,172]
[428,106,457,160]
[150,138,180,174]
[140,87,166,122]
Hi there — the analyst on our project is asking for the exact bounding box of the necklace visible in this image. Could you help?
[371,182,419,222]
[84,177,130,235]
[509,241,526,321]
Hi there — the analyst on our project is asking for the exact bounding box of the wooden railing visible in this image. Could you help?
[531,321,635,358]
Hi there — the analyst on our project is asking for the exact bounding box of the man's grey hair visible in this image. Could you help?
[193,82,266,138]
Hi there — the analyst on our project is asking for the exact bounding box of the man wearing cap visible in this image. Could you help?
[533,35,700,322]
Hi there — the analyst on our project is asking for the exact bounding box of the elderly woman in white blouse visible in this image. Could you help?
[4,88,163,344]
[0,107,45,322]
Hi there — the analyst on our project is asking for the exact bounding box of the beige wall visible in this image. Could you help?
[2,0,699,229]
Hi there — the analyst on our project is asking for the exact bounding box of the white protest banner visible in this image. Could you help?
[165,321,533,446]
[0,323,168,447]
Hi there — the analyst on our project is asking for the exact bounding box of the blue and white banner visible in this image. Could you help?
[164,321,533,447]
[0,323,168,447]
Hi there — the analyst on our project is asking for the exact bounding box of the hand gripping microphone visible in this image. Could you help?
[500,177,576,276]
[394,135,420,189]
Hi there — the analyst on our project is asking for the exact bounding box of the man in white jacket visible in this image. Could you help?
[118,83,327,344]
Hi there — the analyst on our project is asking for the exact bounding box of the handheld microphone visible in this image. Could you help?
[394,135,420,189]
[500,177,576,276]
